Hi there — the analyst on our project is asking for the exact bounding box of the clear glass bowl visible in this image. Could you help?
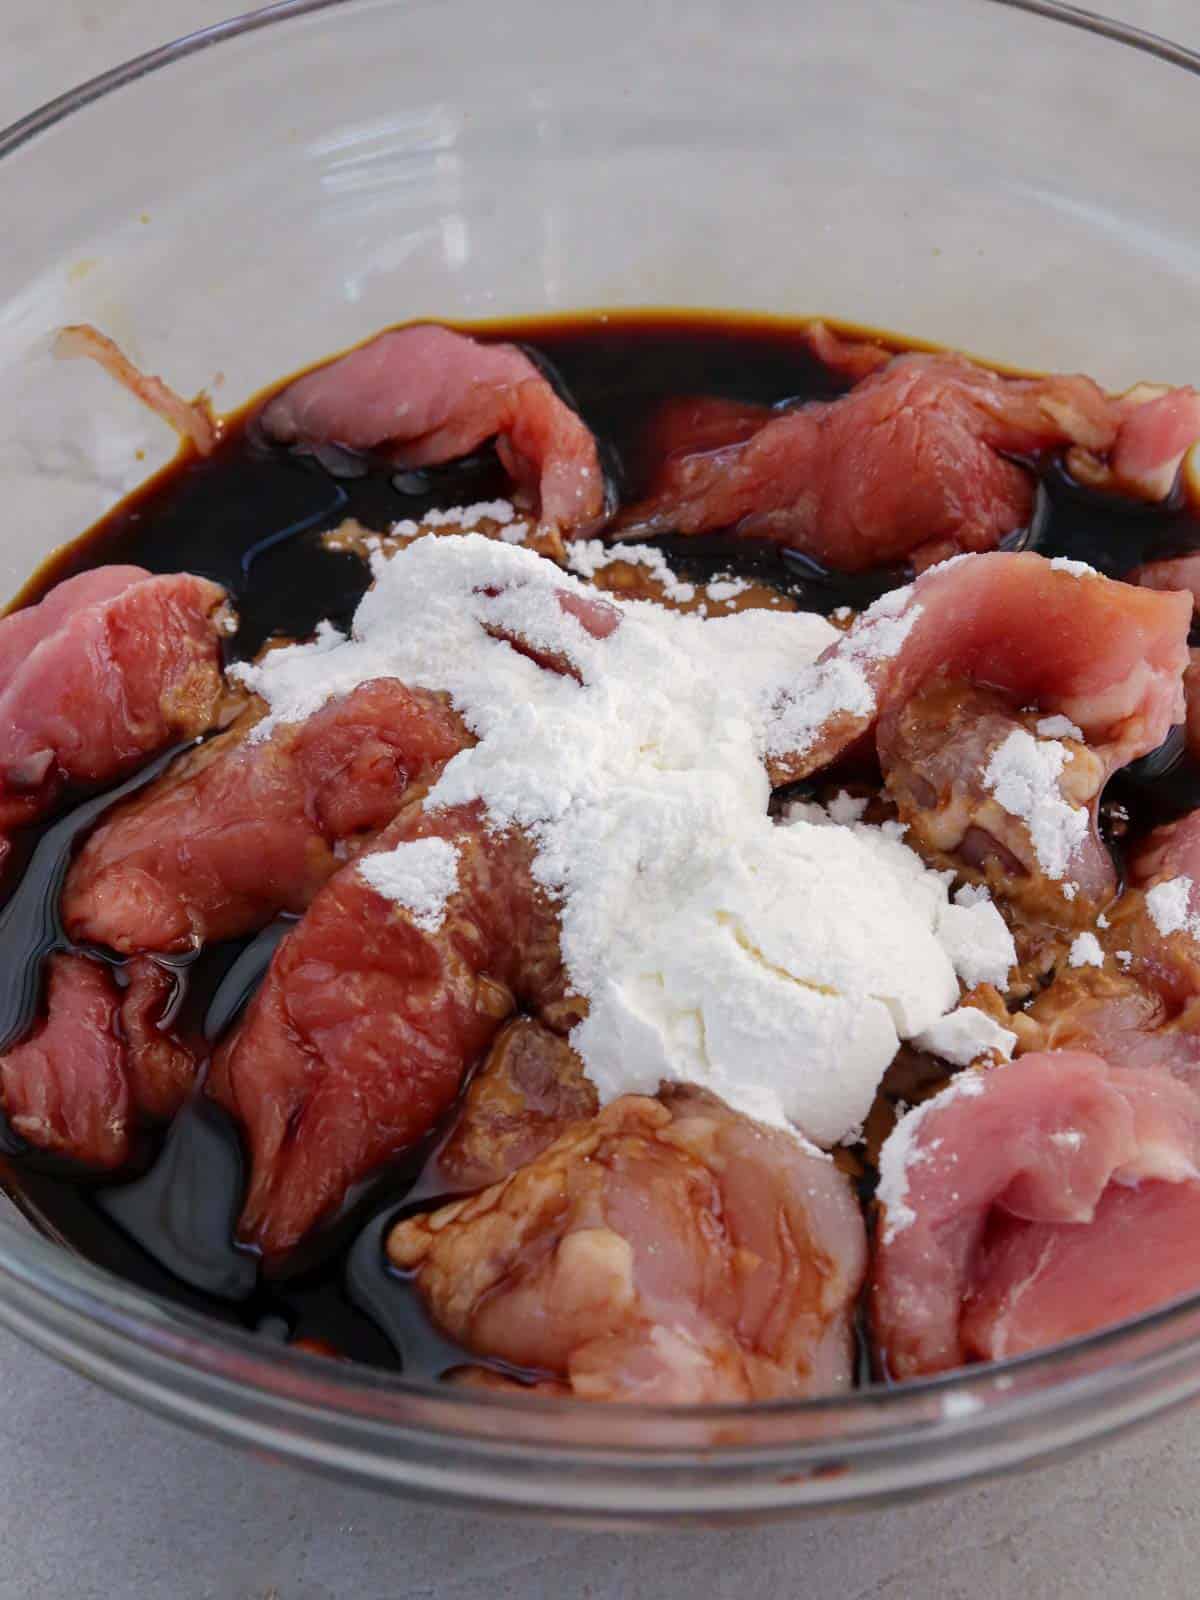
[2,0,1200,1523]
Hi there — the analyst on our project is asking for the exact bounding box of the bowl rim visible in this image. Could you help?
[4,0,1200,1516]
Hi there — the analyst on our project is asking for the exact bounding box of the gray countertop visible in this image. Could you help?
[3,3,1199,1596]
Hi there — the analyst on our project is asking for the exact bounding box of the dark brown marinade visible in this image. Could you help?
[4,310,1200,1382]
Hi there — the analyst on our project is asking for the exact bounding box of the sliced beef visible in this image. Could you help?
[389,1086,867,1403]
[0,954,195,1168]
[0,566,229,862]
[64,679,470,954]
[261,324,608,541]
[207,800,574,1264]
[617,347,1115,571]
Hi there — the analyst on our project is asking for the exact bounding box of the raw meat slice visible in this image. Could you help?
[0,567,230,855]
[0,955,194,1168]
[961,1179,1200,1360]
[261,324,608,540]
[768,551,1190,784]
[207,800,573,1263]
[0,955,129,1168]
[618,348,1114,571]
[870,1051,1200,1377]
[64,679,470,954]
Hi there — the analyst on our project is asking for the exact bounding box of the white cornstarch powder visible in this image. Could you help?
[237,535,1010,1148]
[1068,931,1105,968]
[875,1071,985,1242]
[981,729,1089,879]
[1049,557,1096,577]
[1145,876,1200,941]
[565,538,697,602]
[357,837,460,933]
[1036,714,1084,741]
[913,1006,1016,1067]
[764,584,922,764]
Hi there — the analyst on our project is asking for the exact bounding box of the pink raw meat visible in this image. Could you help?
[617,348,1115,571]
[870,1051,1200,1378]
[0,566,230,857]
[770,550,1190,783]
[64,679,470,954]
[261,324,608,539]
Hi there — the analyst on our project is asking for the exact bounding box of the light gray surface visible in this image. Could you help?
[3,2,1200,1596]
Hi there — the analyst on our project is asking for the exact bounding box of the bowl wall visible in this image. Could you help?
[2,0,1200,1519]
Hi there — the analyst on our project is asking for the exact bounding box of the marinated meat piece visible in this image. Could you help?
[65,679,470,954]
[439,1018,598,1192]
[618,348,1115,571]
[0,566,142,685]
[880,678,1115,934]
[871,1052,1200,1378]
[1133,551,1200,613]
[0,955,199,1169]
[1071,383,1200,502]
[261,324,609,541]
[769,551,1190,784]
[389,1087,868,1403]
[961,1179,1200,1361]
[0,566,230,859]
[55,324,219,456]
[1020,810,1200,1075]
[800,321,893,383]
[118,956,198,1123]
[0,955,130,1168]
[208,800,574,1263]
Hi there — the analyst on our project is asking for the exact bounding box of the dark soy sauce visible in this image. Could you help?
[6,311,1200,1382]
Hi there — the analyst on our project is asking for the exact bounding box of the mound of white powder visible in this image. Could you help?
[236,534,1014,1148]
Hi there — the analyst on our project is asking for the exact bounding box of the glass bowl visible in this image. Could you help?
[2,0,1200,1524]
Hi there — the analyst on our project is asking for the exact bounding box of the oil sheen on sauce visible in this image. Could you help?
[5,312,1200,1382]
